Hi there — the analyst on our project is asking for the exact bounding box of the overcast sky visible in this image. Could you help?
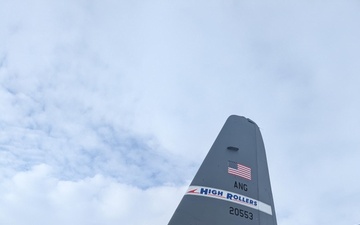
[1,0,360,224]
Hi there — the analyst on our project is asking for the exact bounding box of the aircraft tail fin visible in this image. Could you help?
[168,115,277,225]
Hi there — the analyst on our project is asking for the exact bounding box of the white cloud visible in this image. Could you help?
[0,164,186,225]
[1,0,360,224]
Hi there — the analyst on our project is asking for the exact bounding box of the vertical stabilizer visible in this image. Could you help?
[168,115,277,225]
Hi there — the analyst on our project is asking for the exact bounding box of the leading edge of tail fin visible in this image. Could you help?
[168,115,277,225]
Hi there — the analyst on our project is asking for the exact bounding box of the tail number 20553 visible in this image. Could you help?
[229,207,254,220]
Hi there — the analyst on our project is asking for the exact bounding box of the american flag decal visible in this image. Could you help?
[228,161,252,180]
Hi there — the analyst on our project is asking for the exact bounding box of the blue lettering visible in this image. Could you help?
[200,188,223,196]
[225,191,258,206]
[200,188,209,195]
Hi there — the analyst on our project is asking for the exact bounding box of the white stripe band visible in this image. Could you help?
[186,185,272,215]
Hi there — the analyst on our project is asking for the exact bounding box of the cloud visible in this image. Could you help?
[0,164,186,225]
[1,0,360,224]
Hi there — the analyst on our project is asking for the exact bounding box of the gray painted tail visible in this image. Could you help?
[168,115,277,225]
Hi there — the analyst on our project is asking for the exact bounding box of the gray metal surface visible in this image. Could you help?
[168,115,277,225]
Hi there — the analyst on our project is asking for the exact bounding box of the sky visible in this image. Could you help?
[1,0,360,224]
